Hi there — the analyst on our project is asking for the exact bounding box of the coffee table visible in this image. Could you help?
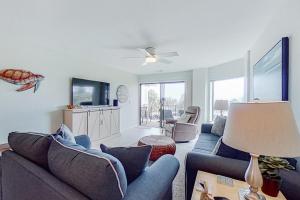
[192,171,286,200]
[138,135,176,161]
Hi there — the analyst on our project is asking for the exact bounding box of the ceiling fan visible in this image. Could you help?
[123,47,179,66]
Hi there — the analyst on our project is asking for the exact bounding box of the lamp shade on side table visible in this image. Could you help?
[222,102,300,200]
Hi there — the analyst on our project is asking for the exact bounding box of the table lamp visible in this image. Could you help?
[214,100,229,116]
[222,102,300,200]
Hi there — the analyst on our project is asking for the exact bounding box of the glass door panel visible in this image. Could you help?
[140,84,161,127]
[161,82,185,121]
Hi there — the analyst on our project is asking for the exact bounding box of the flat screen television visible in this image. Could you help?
[72,78,110,106]
[253,37,289,101]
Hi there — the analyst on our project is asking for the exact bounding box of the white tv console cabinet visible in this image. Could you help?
[64,106,120,142]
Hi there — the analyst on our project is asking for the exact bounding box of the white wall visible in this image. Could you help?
[249,0,300,128]
[207,59,245,81]
[192,58,246,122]
[138,71,193,110]
[0,48,139,144]
[192,68,208,123]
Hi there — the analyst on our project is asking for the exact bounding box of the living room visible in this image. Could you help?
[1,1,300,200]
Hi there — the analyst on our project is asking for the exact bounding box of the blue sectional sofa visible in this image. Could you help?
[0,134,179,200]
[185,123,300,200]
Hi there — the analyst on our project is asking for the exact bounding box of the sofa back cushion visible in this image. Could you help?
[48,137,127,200]
[8,132,53,169]
[216,139,251,161]
[216,139,298,168]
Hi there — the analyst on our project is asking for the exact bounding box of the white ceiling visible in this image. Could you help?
[0,0,283,74]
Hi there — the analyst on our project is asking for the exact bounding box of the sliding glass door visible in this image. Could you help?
[140,82,185,127]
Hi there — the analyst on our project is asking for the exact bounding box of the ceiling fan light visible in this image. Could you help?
[145,57,157,63]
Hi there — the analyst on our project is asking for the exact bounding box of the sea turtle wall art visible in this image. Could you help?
[0,69,44,93]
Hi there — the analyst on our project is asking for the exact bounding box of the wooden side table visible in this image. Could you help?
[191,171,286,200]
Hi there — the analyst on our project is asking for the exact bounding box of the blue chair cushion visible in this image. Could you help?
[48,137,127,200]
[100,144,152,183]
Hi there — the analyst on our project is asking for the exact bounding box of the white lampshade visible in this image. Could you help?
[223,102,300,157]
[214,100,229,111]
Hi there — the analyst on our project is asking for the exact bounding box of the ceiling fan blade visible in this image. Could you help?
[158,58,172,64]
[138,48,152,57]
[156,52,179,57]
[122,56,144,59]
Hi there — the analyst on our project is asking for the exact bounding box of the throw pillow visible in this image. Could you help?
[56,124,76,144]
[100,144,152,183]
[48,137,127,200]
[211,116,226,136]
[8,132,53,169]
[177,114,191,123]
[216,139,251,161]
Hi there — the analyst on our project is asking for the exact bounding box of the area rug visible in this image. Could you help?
[172,139,196,200]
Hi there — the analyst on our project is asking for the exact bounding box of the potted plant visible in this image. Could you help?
[259,156,295,197]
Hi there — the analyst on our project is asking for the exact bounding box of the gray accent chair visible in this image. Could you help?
[165,106,200,142]
[0,134,180,200]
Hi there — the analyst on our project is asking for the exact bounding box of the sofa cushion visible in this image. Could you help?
[56,124,76,144]
[48,137,127,200]
[211,116,226,136]
[192,133,220,154]
[100,144,152,183]
[8,132,52,169]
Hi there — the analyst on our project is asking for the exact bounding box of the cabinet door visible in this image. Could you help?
[72,112,88,136]
[100,110,111,139]
[111,109,120,135]
[87,111,101,141]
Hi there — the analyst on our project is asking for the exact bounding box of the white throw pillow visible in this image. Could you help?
[177,114,191,123]
[211,116,227,136]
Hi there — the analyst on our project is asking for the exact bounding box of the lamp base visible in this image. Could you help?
[239,188,266,200]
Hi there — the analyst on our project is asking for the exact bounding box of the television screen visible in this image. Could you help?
[253,37,289,101]
[72,78,110,106]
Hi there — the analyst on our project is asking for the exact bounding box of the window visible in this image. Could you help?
[210,77,245,120]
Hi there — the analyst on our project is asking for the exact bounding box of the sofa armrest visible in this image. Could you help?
[201,123,213,134]
[75,135,91,149]
[124,155,179,200]
[185,152,249,200]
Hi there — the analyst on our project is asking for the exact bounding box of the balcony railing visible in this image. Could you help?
[140,104,184,125]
